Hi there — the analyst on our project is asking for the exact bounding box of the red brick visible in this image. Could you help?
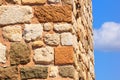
[54,46,74,65]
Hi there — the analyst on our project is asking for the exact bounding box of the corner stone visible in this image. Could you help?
[0,5,33,25]
[20,66,48,79]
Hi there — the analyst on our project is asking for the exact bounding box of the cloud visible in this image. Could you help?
[94,22,120,52]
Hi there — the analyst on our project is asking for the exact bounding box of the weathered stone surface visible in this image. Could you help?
[2,25,22,41]
[43,23,53,31]
[0,5,33,25]
[12,0,21,4]
[33,46,54,64]
[32,40,44,47]
[23,24,43,41]
[10,42,30,66]
[0,66,18,80]
[89,61,95,78]
[0,0,3,5]
[59,66,75,78]
[61,0,73,5]
[54,23,72,32]
[0,43,6,63]
[54,46,74,65]
[49,66,58,77]
[20,66,48,79]
[33,5,72,22]
[61,33,74,46]
[48,0,60,3]
[44,33,60,46]
[22,0,47,4]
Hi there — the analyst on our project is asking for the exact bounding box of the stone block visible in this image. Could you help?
[54,46,74,65]
[2,25,22,41]
[49,66,58,77]
[61,0,73,5]
[59,65,75,78]
[33,46,54,64]
[20,66,48,79]
[10,42,30,66]
[43,23,53,31]
[61,33,73,46]
[22,0,47,4]
[54,23,72,33]
[44,33,60,46]
[33,5,72,22]
[0,5,33,25]
[0,43,6,63]
[23,24,43,41]
[0,66,18,80]
[48,0,60,3]
[32,40,44,47]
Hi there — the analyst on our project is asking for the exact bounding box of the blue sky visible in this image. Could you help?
[93,0,120,80]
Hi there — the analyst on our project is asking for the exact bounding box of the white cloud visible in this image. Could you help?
[94,22,120,51]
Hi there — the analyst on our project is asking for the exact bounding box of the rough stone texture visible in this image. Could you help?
[33,5,72,22]
[0,43,6,63]
[49,66,58,77]
[48,0,60,3]
[13,0,21,4]
[59,66,75,78]
[32,40,44,47]
[54,46,74,65]
[23,24,43,41]
[61,0,73,5]
[44,33,60,46]
[0,66,18,80]
[2,25,22,41]
[22,0,47,4]
[0,0,3,5]
[54,23,72,32]
[20,66,48,79]
[43,23,53,31]
[0,5,33,25]
[0,0,94,80]
[61,33,73,46]
[33,46,54,64]
[10,42,30,66]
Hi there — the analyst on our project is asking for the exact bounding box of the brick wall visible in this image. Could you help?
[0,0,94,80]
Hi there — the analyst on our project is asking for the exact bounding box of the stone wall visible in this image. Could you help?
[0,0,94,80]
